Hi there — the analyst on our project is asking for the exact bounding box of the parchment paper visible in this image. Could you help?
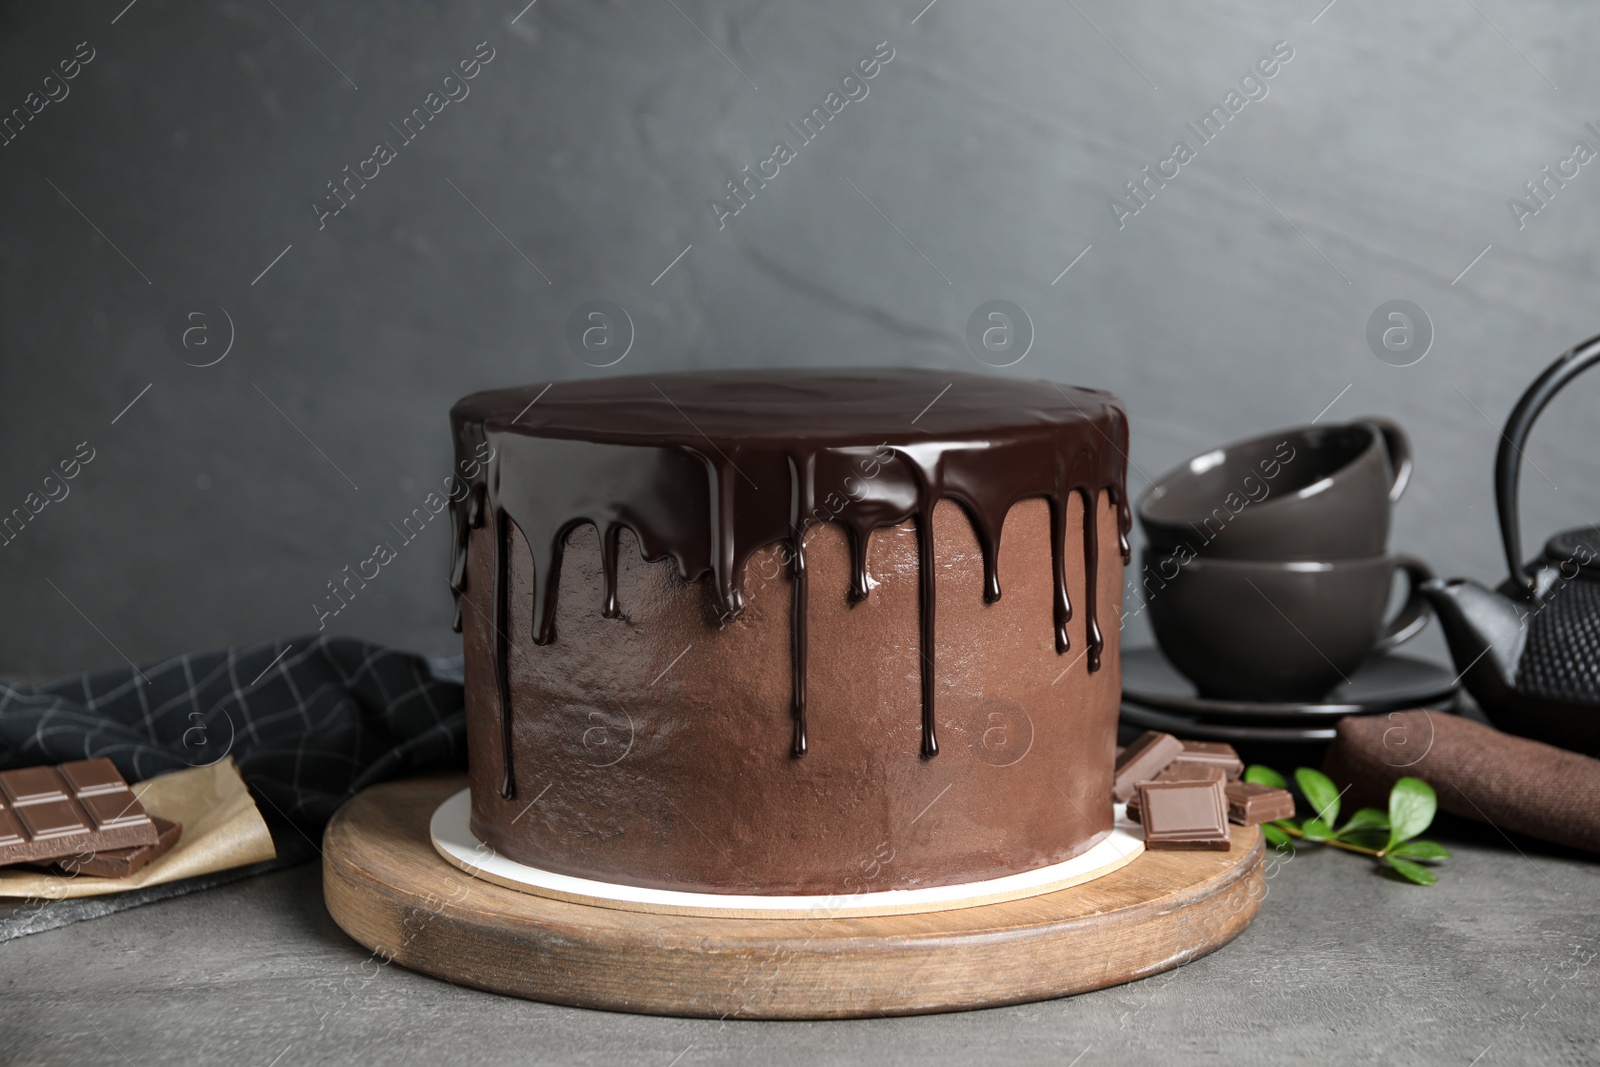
[0,757,277,899]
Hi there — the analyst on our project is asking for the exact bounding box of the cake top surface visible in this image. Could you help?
[451,368,1121,446]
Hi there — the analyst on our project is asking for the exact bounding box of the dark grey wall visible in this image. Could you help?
[3,0,1599,677]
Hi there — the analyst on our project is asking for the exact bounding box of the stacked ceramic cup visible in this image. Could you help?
[1125,419,1457,753]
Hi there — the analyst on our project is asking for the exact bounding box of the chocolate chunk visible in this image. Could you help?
[1176,740,1244,779]
[1136,779,1231,851]
[0,810,23,848]
[53,816,183,879]
[15,799,89,841]
[1158,761,1226,784]
[80,791,153,830]
[0,759,159,867]
[1112,731,1184,802]
[1125,762,1226,822]
[1224,781,1296,825]
[1,766,64,804]
[59,759,131,797]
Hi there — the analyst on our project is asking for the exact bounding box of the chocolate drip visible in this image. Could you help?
[845,527,871,602]
[978,523,1003,604]
[1079,486,1103,671]
[449,370,1130,779]
[600,524,624,619]
[491,508,515,799]
[788,453,815,758]
[1112,487,1132,564]
[1048,494,1073,653]
[915,497,939,758]
[533,520,576,646]
[449,481,484,635]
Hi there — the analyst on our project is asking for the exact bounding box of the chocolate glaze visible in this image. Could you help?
[449,370,1130,799]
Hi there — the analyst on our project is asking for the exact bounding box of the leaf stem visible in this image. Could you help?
[1273,822,1386,857]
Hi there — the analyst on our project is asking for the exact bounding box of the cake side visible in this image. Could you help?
[462,492,1123,895]
[449,369,1130,895]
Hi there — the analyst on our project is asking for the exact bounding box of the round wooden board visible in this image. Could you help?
[323,776,1266,1019]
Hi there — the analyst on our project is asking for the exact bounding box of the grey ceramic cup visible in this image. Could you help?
[1138,419,1412,560]
[1143,549,1434,702]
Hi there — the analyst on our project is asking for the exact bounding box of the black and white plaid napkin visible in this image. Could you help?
[0,635,467,831]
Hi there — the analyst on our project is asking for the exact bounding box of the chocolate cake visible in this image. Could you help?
[449,369,1130,895]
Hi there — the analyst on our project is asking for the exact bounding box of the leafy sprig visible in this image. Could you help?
[1245,764,1452,886]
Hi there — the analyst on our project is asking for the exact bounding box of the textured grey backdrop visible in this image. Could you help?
[3,0,1599,677]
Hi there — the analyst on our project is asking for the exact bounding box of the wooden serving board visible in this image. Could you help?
[323,776,1266,1019]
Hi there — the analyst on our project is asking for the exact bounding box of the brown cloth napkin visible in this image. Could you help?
[1322,711,1600,854]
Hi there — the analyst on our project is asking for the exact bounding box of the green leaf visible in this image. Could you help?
[1385,777,1438,852]
[1245,765,1288,790]
[1336,808,1389,837]
[1389,840,1451,862]
[1300,818,1335,842]
[1295,768,1342,827]
[1385,856,1438,886]
[1261,823,1294,849]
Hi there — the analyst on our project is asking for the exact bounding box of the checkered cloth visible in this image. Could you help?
[0,635,466,830]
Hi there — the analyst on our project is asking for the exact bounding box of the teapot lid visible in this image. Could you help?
[1542,525,1600,577]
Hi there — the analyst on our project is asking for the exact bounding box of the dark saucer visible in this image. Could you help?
[1121,646,1460,723]
[1115,701,1440,768]
[1119,693,1460,751]
[1120,702,1339,744]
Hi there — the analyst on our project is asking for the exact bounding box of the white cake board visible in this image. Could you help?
[429,787,1145,919]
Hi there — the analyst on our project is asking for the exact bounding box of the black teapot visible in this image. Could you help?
[1422,334,1600,756]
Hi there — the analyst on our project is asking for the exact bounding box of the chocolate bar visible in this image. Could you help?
[52,816,183,878]
[1125,763,1226,822]
[1136,779,1231,851]
[1224,781,1295,825]
[1112,730,1184,802]
[0,759,160,867]
[1176,740,1244,779]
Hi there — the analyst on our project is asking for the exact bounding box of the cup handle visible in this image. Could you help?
[1365,417,1413,503]
[1373,553,1434,653]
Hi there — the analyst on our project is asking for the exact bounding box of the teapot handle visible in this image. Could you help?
[1497,333,1600,593]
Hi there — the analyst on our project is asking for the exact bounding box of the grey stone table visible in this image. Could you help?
[2,819,1597,1067]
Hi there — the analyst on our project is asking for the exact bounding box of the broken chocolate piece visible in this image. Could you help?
[1112,730,1184,802]
[53,816,183,878]
[1224,781,1296,825]
[1137,779,1231,851]
[1126,762,1226,822]
[0,759,159,867]
[1176,740,1244,779]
